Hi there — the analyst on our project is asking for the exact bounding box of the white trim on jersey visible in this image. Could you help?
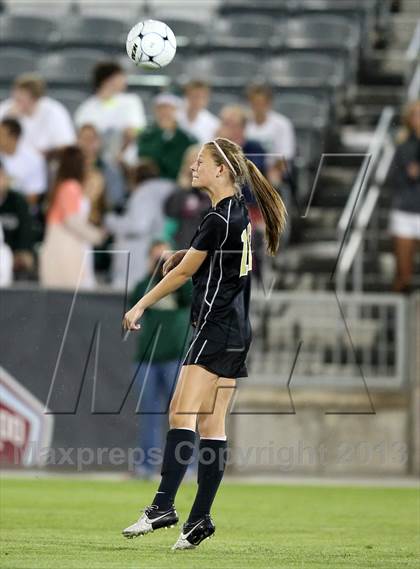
[200,211,228,224]
[182,199,233,366]
[194,339,208,363]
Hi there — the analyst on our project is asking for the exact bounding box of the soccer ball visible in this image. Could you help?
[126,19,177,69]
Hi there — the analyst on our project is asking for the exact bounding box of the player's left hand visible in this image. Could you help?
[122,305,144,331]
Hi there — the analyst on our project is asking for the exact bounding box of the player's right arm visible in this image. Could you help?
[162,249,188,276]
[123,247,206,331]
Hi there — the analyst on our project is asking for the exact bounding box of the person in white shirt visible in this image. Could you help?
[246,84,295,247]
[246,83,296,166]
[75,61,146,165]
[105,159,175,289]
[0,118,47,201]
[0,74,76,154]
[177,80,220,144]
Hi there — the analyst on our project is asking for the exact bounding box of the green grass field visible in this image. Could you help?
[1,477,419,569]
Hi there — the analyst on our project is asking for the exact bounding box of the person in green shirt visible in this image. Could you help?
[137,93,197,181]
[131,239,193,478]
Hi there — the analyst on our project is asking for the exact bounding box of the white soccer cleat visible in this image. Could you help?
[172,534,197,550]
[172,515,215,551]
[122,504,178,539]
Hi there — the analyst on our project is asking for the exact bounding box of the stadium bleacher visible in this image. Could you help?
[0,0,418,293]
[56,15,128,53]
[37,48,108,87]
[0,14,56,49]
[0,47,35,81]
[0,0,366,192]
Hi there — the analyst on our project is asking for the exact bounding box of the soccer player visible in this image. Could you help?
[122,137,286,550]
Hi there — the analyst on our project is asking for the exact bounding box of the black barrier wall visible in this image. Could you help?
[0,287,184,470]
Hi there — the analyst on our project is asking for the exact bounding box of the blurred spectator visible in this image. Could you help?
[217,105,268,280]
[246,84,296,166]
[0,118,47,202]
[77,124,127,216]
[0,222,13,287]
[0,160,35,279]
[138,93,196,181]
[0,74,76,154]
[131,240,192,478]
[78,125,107,227]
[177,80,220,144]
[164,144,211,249]
[78,123,126,279]
[218,105,266,176]
[247,84,295,245]
[105,160,175,289]
[75,61,146,165]
[39,146,106,290]
[389,100,420,293]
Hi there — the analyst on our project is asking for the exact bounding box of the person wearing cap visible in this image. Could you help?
[137,93,197,181]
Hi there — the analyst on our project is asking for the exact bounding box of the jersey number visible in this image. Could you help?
[240,223,253,277]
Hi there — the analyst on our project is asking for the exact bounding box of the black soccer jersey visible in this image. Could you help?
[188,193,253,351]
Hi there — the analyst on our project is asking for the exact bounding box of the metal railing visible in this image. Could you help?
[406,19,420,101]
[337,107,395,245]
[408,63,420,101]
[335,20,420,293]
[248,290,408,389]
[336,120,395,292]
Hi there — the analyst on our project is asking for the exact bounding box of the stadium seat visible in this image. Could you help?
[55,16,127,53]
[3,0,72,17]
[219,0,378,54]
[48,88,87,116]
[158,18,206,50]
[276,16,360,84]
[208,16,276,52]
[37,49,107,89]
[273,93,329,131]
[219,0,296,18]
[297,0,376,17]
[0,15,56,50]
[278,16,359,52]
[265,54,344,105]
[77,0,139,20]
[0,48,36,84]
[186,53,264,89]
[296,0,376,48]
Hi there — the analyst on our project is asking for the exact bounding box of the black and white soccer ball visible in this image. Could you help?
[126,19,177,69]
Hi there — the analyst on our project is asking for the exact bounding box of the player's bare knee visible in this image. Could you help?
[169,404,196,430]
[197,414,225,439]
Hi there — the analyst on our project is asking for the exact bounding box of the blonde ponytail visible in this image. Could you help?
[205,137,288,255]
[245,159,287,256]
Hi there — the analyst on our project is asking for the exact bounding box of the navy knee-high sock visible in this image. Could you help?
[187,438,227,524]
[152,428,196,510]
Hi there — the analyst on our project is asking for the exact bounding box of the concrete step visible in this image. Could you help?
[401,0,420,15]
[391,13,420,49]
[355,85,405,104]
